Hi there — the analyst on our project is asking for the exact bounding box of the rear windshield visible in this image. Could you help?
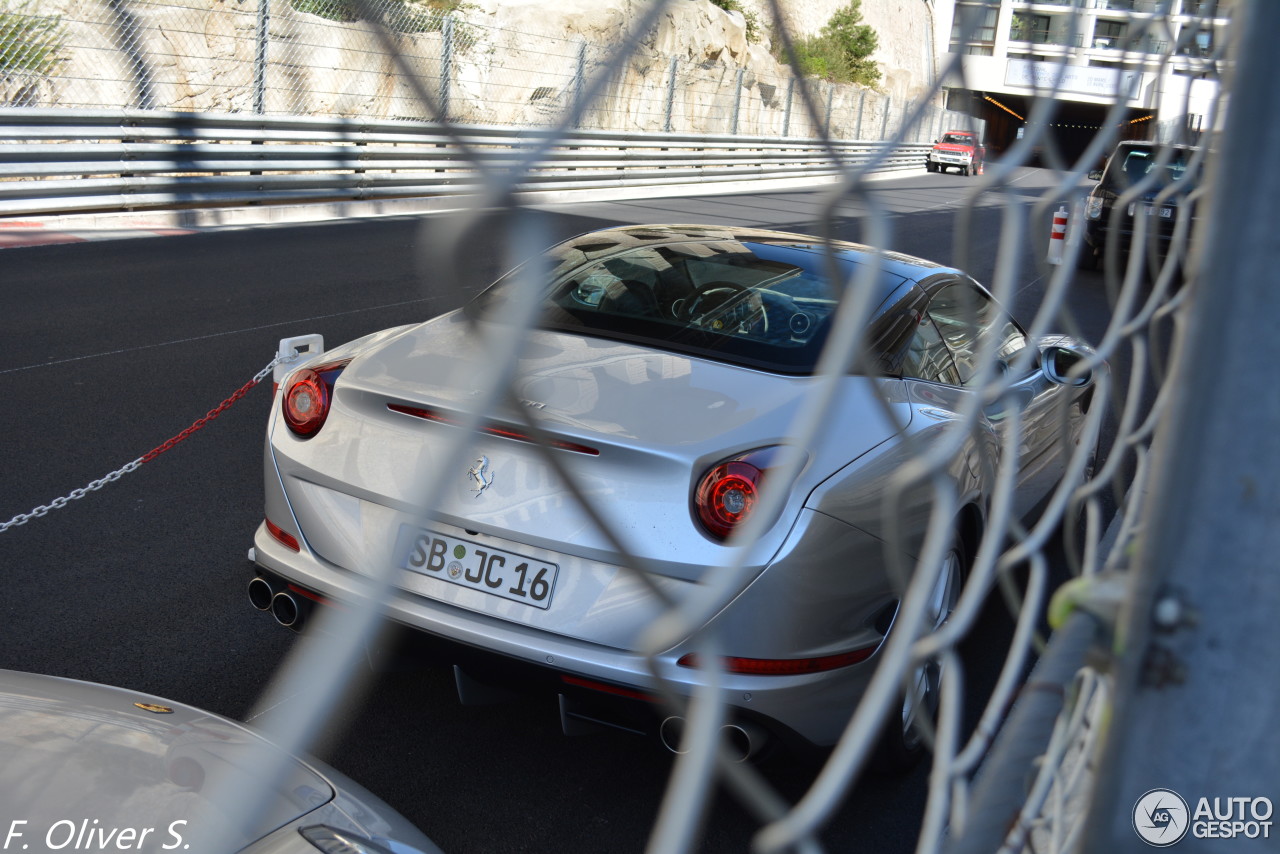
[1107,146,1195,189]
[470,238,904,375]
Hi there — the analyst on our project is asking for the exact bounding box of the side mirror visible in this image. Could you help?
[1041,344,1094,387]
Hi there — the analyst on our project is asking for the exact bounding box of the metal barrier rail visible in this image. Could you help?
[0,108,930,218]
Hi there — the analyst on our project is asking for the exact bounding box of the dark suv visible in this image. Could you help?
[1079,141,1201,271]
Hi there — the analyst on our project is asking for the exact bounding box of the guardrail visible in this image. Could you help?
[0,109,932,219]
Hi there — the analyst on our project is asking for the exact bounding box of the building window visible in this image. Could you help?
[950,2,999,52]
[1010,13,1052,44]
[1093,19,1128,49]
[1184,1,1219,17]
[1178,26,1214,56]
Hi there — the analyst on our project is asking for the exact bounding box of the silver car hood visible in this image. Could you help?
[305,311,907,574]
[0,669,332,850]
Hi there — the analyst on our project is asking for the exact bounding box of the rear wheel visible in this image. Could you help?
[872,542,965,773]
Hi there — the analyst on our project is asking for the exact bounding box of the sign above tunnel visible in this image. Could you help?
[1004,59,1143,100]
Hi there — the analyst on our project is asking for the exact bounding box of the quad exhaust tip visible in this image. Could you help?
[270,590,306,630]
[249,575,311,631]
[659,716,767,762]
[247,576,275,611]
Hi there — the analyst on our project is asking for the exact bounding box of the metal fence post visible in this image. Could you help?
[664,56,678,132]
[573,40,586,128]
[1082,2,1280,851]
[880,96,891,141]
[730,67,744,135]
[441,12,454,122]
[855,90,866,140]
[781,77,794,137]
[573,40,586,125]
[106,0,155,110]
[253,0,269,114]
[824,82,834,136]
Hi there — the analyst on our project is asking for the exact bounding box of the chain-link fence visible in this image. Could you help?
[2,0,1259,853]
[2,0,975,141]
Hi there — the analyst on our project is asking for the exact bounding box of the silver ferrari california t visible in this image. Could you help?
[0,668,442,853]
[248,224,1099,763]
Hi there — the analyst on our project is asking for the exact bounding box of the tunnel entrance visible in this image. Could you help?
[944,89,1155,169]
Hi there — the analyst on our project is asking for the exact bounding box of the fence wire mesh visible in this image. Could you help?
[0,0,1242,852]
[2,0,973,140]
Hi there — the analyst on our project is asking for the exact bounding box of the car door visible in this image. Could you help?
[920,279,1075,518]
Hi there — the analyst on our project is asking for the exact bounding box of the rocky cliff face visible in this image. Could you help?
[28,0,939,134]
[474,0,939,106]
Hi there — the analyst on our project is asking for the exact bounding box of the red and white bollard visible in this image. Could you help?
[1047,205,1068,265]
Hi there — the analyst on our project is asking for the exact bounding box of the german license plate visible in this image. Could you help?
[1129,202,1173,218]
[400,528,559,609]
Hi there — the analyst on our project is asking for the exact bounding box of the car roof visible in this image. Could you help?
[1112,140,1200,152]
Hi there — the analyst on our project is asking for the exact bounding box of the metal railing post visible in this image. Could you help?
[106,0,156,110]
[441,12,454,122]
[1082,2,1280,850]
[574,40,586,126]
[664,56,678,132]
[730,67,744,135]
[824,83,834,136]
[880,96,892,141]
[856,90,866,139]
[253,0,269,114]
[782,77,794,137]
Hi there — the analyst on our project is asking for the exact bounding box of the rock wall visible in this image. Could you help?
[23,0,943,135]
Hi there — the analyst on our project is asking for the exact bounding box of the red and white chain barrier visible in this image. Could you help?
[0,356,280,534]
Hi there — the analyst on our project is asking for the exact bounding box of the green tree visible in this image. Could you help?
[0,0,66,105]
[1,1,64,76]
[783,1,880,88]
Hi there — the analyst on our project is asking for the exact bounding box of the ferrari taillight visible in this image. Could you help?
[676,647,877,675]
[264,517,300,552]
[282,360,350,437]
[695,448,786,542]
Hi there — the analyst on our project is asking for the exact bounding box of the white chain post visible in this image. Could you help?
[273,334,325,384]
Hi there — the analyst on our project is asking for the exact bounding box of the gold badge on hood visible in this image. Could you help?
[134,702,174,714]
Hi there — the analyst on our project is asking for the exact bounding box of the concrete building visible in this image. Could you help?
[934,0,1228,161]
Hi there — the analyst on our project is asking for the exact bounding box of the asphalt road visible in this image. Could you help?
[0,168,1129,853]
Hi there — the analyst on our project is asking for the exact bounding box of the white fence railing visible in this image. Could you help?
[0,108,933,218]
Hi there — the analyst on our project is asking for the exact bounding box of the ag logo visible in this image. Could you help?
[1134,789,1190,846]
